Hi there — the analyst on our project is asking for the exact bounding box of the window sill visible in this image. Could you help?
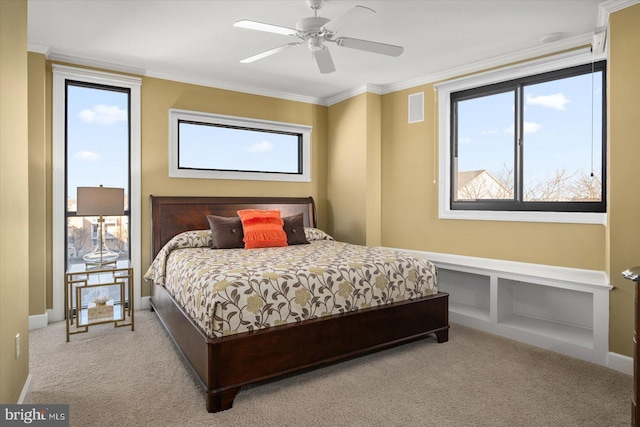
[438,207,606,225]
[169,168,311,182]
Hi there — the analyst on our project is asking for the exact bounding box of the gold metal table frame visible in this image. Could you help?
[65,260,134,341]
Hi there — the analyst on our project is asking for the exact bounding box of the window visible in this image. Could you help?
[52,65,141,322]
[436,50,607,224]
[65,82,130,270]
[169,109,312,182]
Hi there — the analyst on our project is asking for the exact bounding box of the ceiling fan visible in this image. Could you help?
[234,0,404,74]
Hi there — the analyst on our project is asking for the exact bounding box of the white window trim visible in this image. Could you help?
[168,109,312,182]
[435,47,607,225]
[51,64,142,322]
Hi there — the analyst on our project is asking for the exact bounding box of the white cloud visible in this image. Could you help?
[244,140,274,153]
[523,121,542,133]
[78,104,127,125]
[503,122,542,135]
[525,93,570,110]
[459,137,471,144]
[482,129,500,135]
[73,150,101,161]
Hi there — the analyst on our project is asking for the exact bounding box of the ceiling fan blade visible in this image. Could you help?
[335,37,404,57]
[313,47,336,74]
[240,43,301,63]
[322,5,375,32]
[234,20,297,37]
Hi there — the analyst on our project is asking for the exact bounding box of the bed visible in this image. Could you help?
[145,196,449,412]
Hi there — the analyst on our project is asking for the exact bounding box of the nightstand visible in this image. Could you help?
[65,260,134,341]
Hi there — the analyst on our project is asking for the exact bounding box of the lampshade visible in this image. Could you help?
[76,186,125,216]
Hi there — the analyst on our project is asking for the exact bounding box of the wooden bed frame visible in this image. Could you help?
[148,196,449,412]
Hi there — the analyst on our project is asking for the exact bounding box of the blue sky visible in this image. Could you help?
[67,70,602,201]
[66,84,129,201]
[178,122,299,174]
[457,71,603,185]
[67,84,300,201]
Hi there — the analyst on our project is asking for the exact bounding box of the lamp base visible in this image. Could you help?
[83,249,119,269]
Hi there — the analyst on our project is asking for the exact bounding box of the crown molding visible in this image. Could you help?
[30,31,598,108]
[33,47,327,106]
[381,0,637,95]
[27,43,50,56]
[326,83,384,106]
[28,0,637,107]
[51,63,142,86]
[46,51,146,77]
[598,0,640,25]
[381,32,593,95]
[433,46,595,92]
[144,68,326,106]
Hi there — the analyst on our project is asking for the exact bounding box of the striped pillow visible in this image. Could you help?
[237,209,288,249]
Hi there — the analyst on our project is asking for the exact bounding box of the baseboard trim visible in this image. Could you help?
[608,352,633,375]
[46,308,58,323]
[17,373,33,404]
[29,312,48,330]
[139,296,150,310]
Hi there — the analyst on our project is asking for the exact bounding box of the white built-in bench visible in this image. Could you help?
[398,249,612,366]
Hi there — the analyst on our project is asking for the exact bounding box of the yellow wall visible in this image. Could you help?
[607,3,640,356]
[327,94,367,244]
[28,52,47,316]
[27,62,329,306]
[29,62,328,304]
[21,2,640,361]
[377,4,640,356]
[327,92,382,246]
[140,77,329,292]
[381,86,606,269]
[365,93,382,247]
[0,0,30,403]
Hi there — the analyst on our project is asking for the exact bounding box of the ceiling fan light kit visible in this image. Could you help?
[233,0,404,74]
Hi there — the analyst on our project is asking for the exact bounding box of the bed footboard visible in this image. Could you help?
[148,196,449,412]
[152,282,449,412]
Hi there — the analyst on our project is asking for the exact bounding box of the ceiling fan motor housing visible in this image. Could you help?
[296,16,331,34]
[296,16,333,50]
[235,1,403,73]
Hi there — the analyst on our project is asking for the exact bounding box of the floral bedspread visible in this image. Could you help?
[144,228,437,338]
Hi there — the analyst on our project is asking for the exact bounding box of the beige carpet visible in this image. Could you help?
[27,310,632,427]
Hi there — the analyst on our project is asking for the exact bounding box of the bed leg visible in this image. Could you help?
[206,387,240,413]
[435,328,449,343]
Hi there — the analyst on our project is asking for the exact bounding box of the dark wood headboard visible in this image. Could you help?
[150,196,317,257]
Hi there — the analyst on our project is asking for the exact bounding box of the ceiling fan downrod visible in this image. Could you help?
[234,0,403,74]
[306,0,326,13]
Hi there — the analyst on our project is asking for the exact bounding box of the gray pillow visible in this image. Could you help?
[283,213,309,245]
[207,215,244,249]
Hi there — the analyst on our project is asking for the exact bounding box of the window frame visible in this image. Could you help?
[64,80,132,263]
[168,109,312,182]
[436,49,607,225]
[52,64,142,322]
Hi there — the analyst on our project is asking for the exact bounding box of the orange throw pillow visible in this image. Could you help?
[237,209,288,249]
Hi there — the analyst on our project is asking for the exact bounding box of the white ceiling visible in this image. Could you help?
[28,0,609,105]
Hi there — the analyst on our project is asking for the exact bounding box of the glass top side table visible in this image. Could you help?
[65,260,134,341]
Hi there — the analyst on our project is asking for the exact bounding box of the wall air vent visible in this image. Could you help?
[408,92,424,124]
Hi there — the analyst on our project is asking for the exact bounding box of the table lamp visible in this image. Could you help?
[76,185,125,268]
